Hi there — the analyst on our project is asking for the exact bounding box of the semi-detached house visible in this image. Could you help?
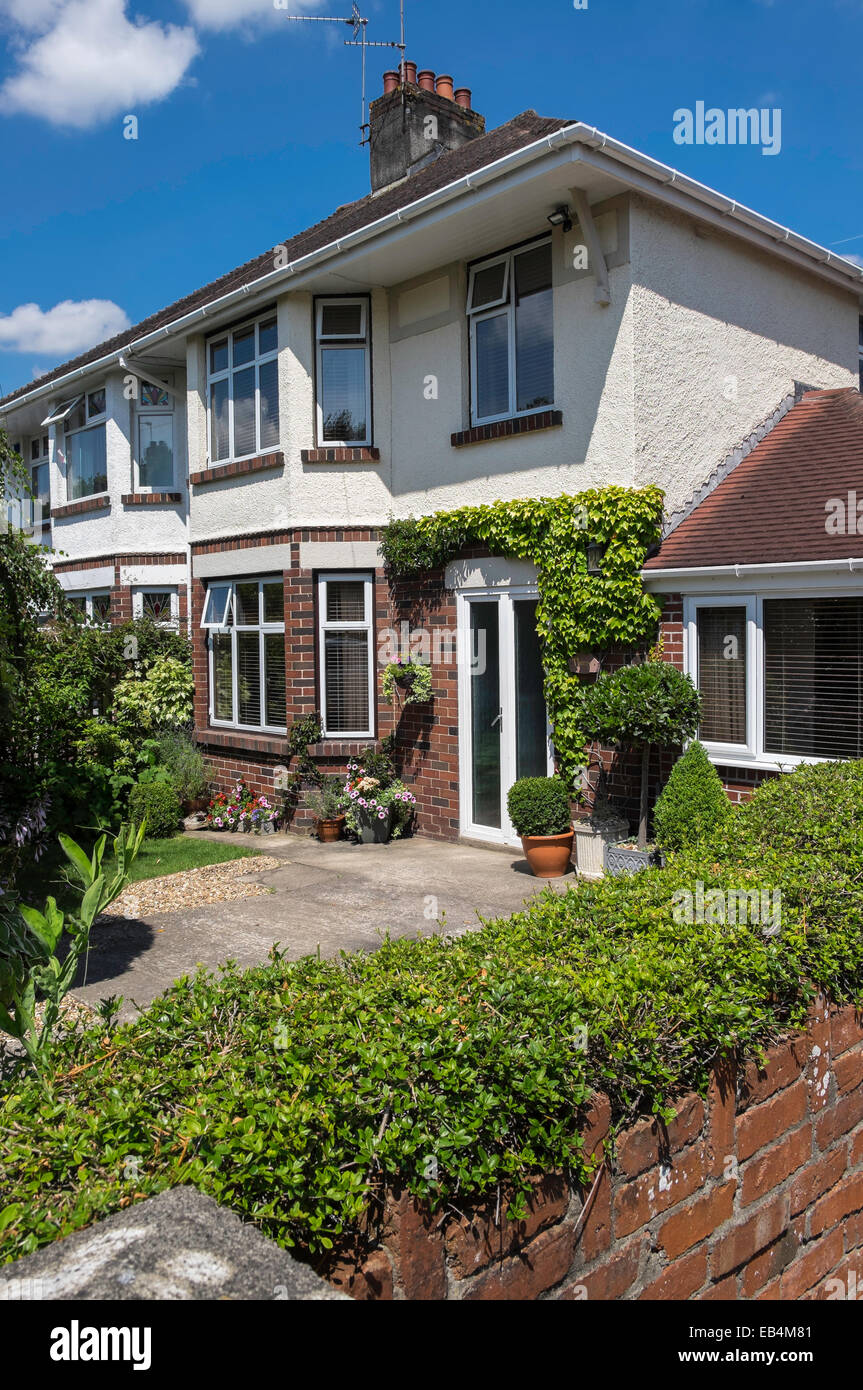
[3,67,863,844]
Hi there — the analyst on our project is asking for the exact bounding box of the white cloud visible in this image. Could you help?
[182,0,321,32]
[0,0,199,128]
[0,299,131,354]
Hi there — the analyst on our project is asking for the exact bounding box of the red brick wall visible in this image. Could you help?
[54,553,188,629]
[324,1000,863,1301]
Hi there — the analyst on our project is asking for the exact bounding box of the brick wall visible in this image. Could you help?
[54,552,188,629]
[323,1000,863,1300]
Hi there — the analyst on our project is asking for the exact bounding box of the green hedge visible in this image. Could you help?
[2,761,863,1262]
[653,740,731,851]
[507,776,571,836]
[128,781,181,839]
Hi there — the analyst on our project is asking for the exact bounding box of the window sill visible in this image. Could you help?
[301,447,380,464]
[451,409,563,448]
[196,727,287,755]
[122,492,183,506]
[190,452,284,486]
[52,495,111,519]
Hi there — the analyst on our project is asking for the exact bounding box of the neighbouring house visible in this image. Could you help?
[2,66,862,844]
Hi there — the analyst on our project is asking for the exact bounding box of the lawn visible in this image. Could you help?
[125,835,262,883]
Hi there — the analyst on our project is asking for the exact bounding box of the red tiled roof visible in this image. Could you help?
[643,389,863,571]
[0,111,569,411]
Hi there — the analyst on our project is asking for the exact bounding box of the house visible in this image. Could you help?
[645,387,863,802]
[2,66,861,845]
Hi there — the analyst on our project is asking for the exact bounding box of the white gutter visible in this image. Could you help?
[3,121,862,415]
[643,557,863,581]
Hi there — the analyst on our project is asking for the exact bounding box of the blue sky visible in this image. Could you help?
[1,0,862,396]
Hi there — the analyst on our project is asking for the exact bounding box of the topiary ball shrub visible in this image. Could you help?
[507,777,572,837]
[653,740,731,852]
[128,780,182,839]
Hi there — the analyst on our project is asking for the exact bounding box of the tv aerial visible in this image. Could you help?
[280,1,407,145]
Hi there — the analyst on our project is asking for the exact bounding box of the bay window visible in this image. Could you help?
[48,390,107,500]
[202,577,286,732]
[686,592,863,765]
[315,298,371,446]
[318,573,374,737]
[207,316,279,463]
[467,239,554,425]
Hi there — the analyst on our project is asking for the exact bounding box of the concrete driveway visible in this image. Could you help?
[72,831,574,1021]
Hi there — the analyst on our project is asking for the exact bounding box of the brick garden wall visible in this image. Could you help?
[323,1000,863,1301]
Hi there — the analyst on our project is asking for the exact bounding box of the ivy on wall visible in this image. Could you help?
[380,486,665,786]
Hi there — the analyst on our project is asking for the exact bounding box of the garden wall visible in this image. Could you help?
[324,999,863,1301]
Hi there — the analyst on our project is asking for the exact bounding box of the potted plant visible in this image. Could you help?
[506,776,574,878]
[579,659,701,873]
[382,658,433,706]
[341,751,417,844]
[306,776,347,843]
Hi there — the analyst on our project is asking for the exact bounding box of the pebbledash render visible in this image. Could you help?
[2,65,863,844]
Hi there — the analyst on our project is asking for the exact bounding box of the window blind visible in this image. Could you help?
[697,606,747,744]
[324,631,369,732]
[764,597,863,759]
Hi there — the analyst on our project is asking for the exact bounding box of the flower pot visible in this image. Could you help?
[520,829,574,878]
[317,815,344,843]
[604,842,664,876]
[357,808,393,844]
[262,819,278,835]
[573,816,628,880]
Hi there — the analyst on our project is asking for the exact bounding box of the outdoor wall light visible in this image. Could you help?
[547,204,573,232]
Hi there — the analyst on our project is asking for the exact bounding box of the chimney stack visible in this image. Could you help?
[368,61,485,194]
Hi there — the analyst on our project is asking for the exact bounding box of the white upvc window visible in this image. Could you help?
[133,587,179,627]
[466,238,554,425]
[207,316,279,464]
[203,576,286,732]
[67,590,112,626]
[135,378,175,491]
[317,572,374,738]
[315,298,371,447]
[57,389,107,501]
[685,591,863,767]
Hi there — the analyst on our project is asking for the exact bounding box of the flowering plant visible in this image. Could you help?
[381,658,433,706]
[341,757,416,840]
[207,780,279,832]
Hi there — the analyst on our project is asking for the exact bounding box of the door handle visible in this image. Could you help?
[491,708,503,732]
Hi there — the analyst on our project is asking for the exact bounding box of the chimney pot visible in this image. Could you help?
[382,70,399,95]
[403,60,417,85]
[454,87,471,110]
[435,74,454,101]
[417,69,435,91]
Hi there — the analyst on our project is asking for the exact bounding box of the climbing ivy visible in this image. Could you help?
[380,487,665,786]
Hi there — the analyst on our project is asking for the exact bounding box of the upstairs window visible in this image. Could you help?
[202,577,286,732]
[467,239,553,425]
[207,316,279,463]
[60,390,107,500]
[315,298,371,446]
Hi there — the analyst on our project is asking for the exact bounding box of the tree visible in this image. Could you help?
[579,660,701,848]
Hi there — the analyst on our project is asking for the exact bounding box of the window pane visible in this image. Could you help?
[233,366,256,457]
[92,594,111,625]
[67,425,107,498]
[234,581,259,625]
[87,389,106,418]
[259,358,279,450]
[320,302,363,337]
[203,583,230,626]
[263,581,283,624]
[142,591,172,623]
[139,415,173,488]
[233,326,255,367]
[325,630,369,732]
[65,400,86,433]
[259,317,278,355]
[32,462,49,508]
[210,379,230,461]
[697,607,747,744]
[141,381,170,407]
[514,599,547,779]
[213,633,233,720]
[30,439,39,461]
[237,632,261,725]
[515,244,554,411]
[210,339,228,374]
[326,579,365,622]
[764,597,863,759]
[320,347,367,441]
[470,261,507,310]
[475,313,510,419]
[470,601,501,827]
[264,633,286,726]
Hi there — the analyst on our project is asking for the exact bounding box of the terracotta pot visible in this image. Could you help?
[317,815,345,843]
[520,829,574,878]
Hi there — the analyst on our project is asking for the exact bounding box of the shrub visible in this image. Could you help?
[150,731,209,803]
[3,760,863,1265]
[653,741,730,851]
[112,655,194,734]
[306,776,346,822]
[128,781,181,838]
[507,776,571,836]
